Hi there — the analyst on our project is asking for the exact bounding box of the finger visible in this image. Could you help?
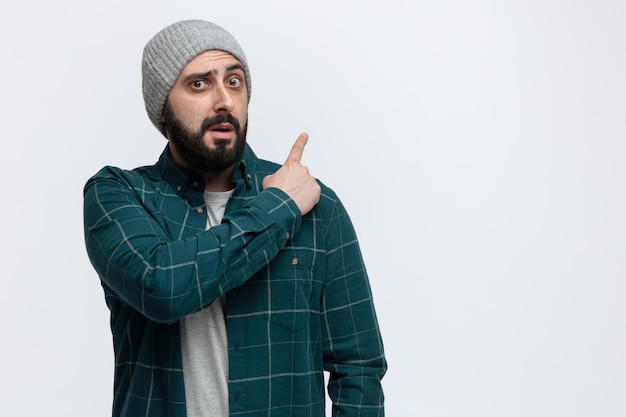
[286,133,309,163]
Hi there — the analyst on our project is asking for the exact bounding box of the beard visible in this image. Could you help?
[162,101,247,173]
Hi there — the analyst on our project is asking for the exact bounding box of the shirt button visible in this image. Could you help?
[285,231,290,240]
[291,257,299,266]
[177,186,182,192]
[196,207,204,214]
[192,181,200,188]
[246,174,252,181]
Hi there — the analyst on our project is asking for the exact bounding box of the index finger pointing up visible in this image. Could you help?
[286,133,309,163]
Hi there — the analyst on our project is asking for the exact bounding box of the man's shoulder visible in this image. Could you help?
[84,162,160,193]
[88,163,154,180]
[252,156,281,176]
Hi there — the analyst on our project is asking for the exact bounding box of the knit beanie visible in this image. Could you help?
[142,19,251,136]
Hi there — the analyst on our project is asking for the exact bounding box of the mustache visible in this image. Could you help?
[200,113,241,134]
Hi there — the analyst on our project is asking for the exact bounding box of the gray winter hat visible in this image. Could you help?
[142,20,251,136]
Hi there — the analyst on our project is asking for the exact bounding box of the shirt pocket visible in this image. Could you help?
[263,266,312,332]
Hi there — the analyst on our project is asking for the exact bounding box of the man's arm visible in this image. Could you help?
[84,174,300,324]
[321,193,387,416]
[84,134,321,324]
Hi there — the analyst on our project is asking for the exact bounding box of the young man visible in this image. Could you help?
[83,19,386,417]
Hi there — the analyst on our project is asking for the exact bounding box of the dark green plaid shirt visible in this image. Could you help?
[83,144,386,417]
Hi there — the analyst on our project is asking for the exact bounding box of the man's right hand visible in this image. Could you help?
[262,133,321,216]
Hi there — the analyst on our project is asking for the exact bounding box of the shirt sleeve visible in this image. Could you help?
[83,167,301,324]
[321,191,387,416]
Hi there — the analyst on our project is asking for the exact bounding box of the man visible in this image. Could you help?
[83,19,386,417]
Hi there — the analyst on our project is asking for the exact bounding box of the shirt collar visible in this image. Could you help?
[155,143,258,194]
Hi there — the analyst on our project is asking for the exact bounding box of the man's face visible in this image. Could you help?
[162,50,249,173]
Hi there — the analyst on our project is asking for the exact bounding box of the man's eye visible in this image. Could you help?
[191,80,207,89]
[228,77,242,87]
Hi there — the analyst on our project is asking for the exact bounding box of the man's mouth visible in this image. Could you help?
[207,122,235,139]
[208,123,234,133]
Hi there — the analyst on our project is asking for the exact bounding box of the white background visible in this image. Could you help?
[1,1,625,416]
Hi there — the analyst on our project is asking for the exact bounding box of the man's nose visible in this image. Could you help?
[213,84,234,113]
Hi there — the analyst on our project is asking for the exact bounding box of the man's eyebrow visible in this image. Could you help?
[180,69,214,84]
[180,64,244,84]
[226,63,244,73]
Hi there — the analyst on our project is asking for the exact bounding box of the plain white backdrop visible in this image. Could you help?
[1,1,625,416]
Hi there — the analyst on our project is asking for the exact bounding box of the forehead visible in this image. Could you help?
[180,50,243,76]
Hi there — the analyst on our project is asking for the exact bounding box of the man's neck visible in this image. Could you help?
[202,166,236,192]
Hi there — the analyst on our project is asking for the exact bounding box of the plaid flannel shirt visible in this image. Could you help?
[83,144,386,417]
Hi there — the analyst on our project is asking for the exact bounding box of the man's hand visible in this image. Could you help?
[262,133,321,216]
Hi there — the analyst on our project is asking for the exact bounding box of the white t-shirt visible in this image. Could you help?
[180,189,233,417]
